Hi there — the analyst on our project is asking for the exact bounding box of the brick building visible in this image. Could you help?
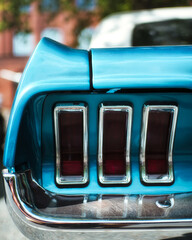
[0,1,98,123]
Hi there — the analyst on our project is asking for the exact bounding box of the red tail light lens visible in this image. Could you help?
[59,110,83,176]
[140,105,178,184]
[98,105,132,184]
[146,110,172,175]
[103,111,127,175]
[54,104,88,185]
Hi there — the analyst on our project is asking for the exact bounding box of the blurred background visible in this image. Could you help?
[0,0,192,239]
[0,0,192,128]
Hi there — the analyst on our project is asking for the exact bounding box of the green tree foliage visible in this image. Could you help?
[0,0,34,31]
[0,0,191,32]
[98,0,191,17]
[98,0,132,17]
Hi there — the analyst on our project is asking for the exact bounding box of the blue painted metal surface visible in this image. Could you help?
[91,46,192,90]
[3,39,192,196]
[14,95,46,183]
[3,38,90,167]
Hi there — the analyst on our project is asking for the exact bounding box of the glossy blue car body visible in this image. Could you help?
[3,38,192,239]
[4,38,192,195]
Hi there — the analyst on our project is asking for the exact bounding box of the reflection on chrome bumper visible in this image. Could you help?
[3,169,192,239]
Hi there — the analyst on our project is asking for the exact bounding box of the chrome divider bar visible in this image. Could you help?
[98,104,132,184]
[140,105,178,184]
[54,104,88,185]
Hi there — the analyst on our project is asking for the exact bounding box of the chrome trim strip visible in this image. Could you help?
[98,104,132,184]
[140,105,178,184]
[54,104,88,185]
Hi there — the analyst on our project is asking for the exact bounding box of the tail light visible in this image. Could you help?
[98,104,132,184]
[140,105,178,184]
[54,104,88,185]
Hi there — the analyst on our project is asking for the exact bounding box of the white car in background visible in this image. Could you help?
[90,7,192,48]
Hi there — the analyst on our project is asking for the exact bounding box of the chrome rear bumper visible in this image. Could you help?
[3,169,192,239]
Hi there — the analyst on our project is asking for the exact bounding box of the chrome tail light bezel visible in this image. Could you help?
[140,105,178,184]
[54,104,88,185]
[98,104,133,185]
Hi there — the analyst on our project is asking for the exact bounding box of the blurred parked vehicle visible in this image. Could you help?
[90,7,192,48]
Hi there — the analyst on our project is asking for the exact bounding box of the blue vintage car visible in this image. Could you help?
[3,37,192,239]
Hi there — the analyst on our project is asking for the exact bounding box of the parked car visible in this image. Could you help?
[90,7,192,48]
[2,37,192,239]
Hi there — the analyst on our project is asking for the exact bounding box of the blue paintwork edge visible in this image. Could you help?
[3,38,90,167]
[91,46,192,90]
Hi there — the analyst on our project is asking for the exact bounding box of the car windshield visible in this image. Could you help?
[132,19,192,46]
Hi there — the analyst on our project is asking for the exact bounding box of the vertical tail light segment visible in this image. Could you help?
[98,104,133,184]
[140,105,178,184]
[54,104,88,185]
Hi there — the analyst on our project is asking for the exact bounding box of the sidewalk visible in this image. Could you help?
[0,198,27,240]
